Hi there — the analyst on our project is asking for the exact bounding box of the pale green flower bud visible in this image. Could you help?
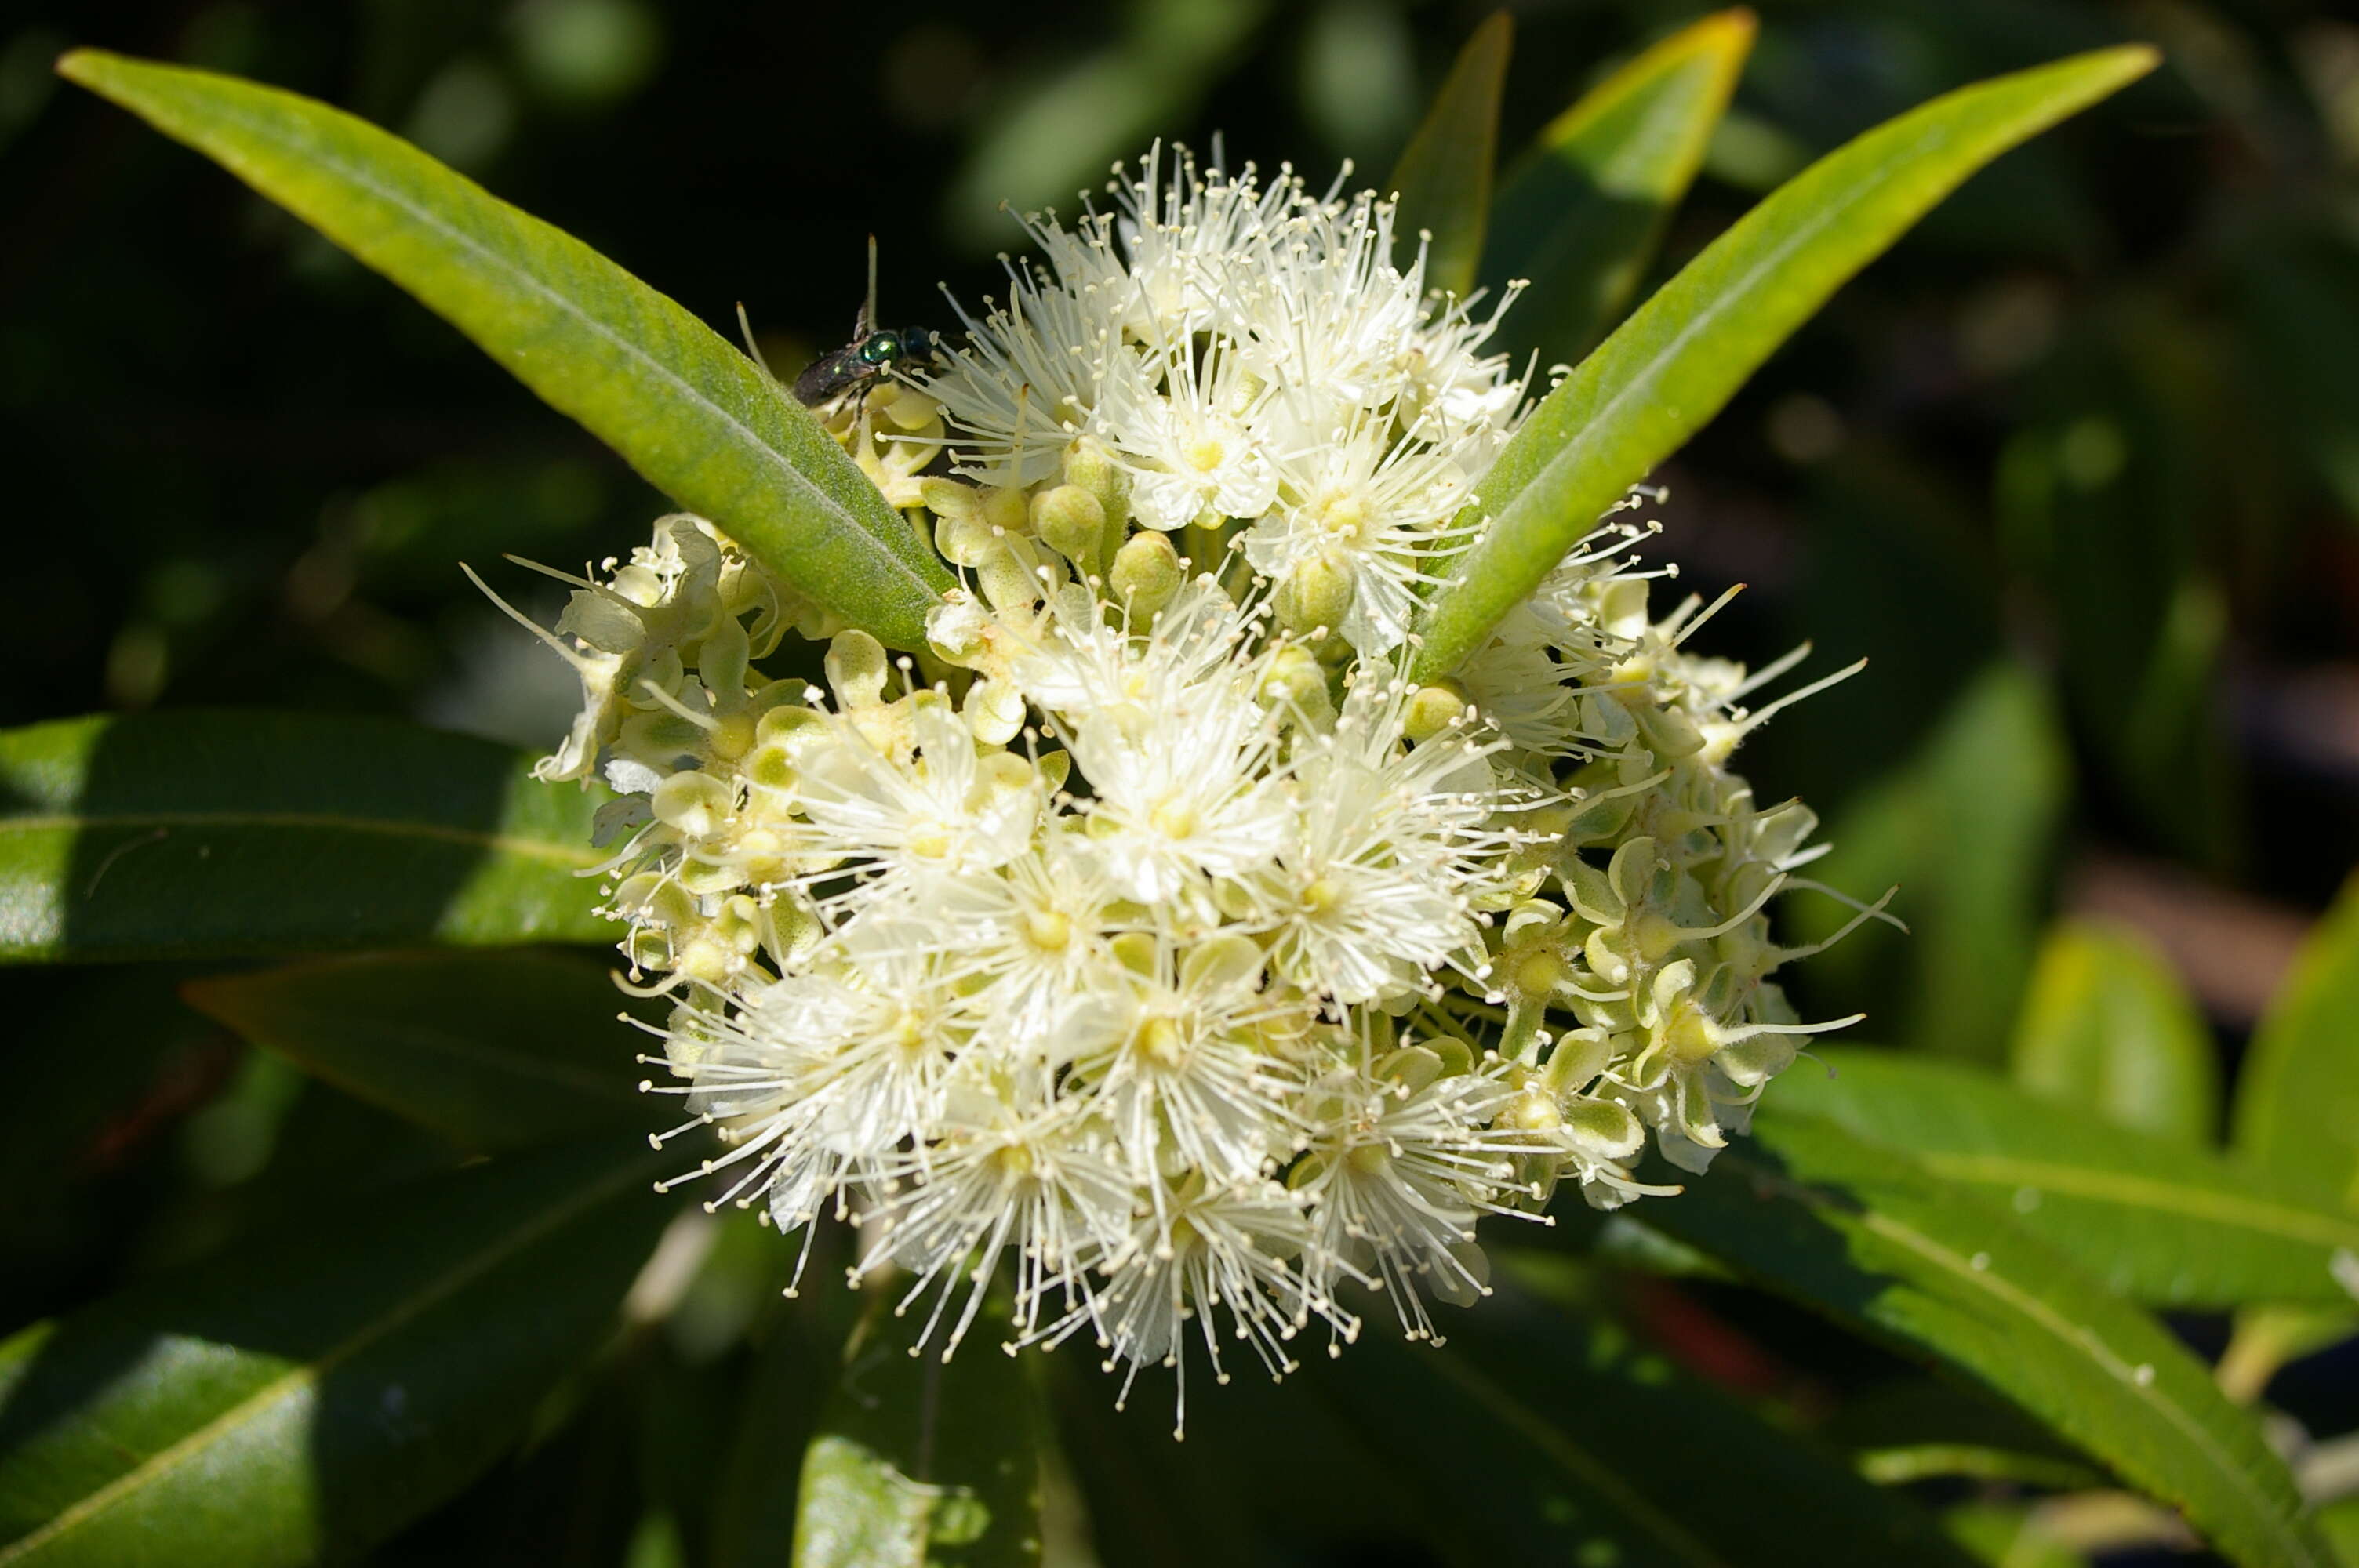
[1274,554,1354,637]
[823,630,889,707]
[1110,529,1181,617]
[1061,436,1132,531]
[1032,484,1106,565]
[1402,680,1467,742]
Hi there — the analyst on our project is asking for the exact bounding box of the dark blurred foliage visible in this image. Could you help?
[6,2,2359,1563]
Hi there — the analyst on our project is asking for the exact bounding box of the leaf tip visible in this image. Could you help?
[53,47,113,88]
[1700,9,1761,49]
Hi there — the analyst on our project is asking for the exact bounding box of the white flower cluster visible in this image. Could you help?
[499,149,1884,1428]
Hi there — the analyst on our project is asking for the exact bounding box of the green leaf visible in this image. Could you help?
[0,712,613,964]
[2320,1494,2359,1566]
[1942,1504,2092,1568]
[1315,1280,1979,1568]
[942,0,1267,251]
[792,1300,1043,1568]
[58,50,953,649]
[0,1138,672,1566]
[1481,9,1754,365]
[2234,869,2359,1210]
[183,949,657,1152]
[2009,917,2219,1145]
[1643,1116,2329,1568]
[1409,45,2157,680]
[1384,11,1510,302]
[1794,662,2070,1062]
[1764,1047,2359,1307]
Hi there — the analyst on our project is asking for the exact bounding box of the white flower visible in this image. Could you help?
[493,140,1884,1431]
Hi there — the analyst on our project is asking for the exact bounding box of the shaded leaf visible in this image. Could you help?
[2009,917,2218,1145]
[59,51,953,649]
[1482,9,1754,365]
[793,1299,1042,1568]
[1316,1280,1978,1568]
[0,1139,672,1566]
[1643,1116,2328,1568]
[1765,1047,2359,1307]
[942,0,1267,251]
[183,949,656,1152]
[1795,662,2069,1062]
[1384,12,1510,302]
[0,712,612,964]
[1410,45,2157,680]
[2234,869,2359,1211]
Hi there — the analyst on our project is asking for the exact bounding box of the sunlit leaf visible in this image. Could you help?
[1482,9,1754,364]
[58,50,954,649]
[0,1139,671,1567]
[1645,1116,2330,1568]
[2009,918,2218,1145]
[2235,870,2359,1211]
[1385,12,1510,302]
[1765,1047,2357,1306]
[1411,45,2157,680]
[0,713,612,964]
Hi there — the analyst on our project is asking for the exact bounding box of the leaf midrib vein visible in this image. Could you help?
[1850,1204,2320,1568]
[1917,1151,2359,1253]
[0,1156,652,1563]
[0,811,601,869]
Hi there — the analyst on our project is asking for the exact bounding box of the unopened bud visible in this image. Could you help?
[1110,529,1181,617]
[1061,437,1132,529]
[981,485,1033,535]
[1032,484,1106,564]
[1274,555,1354,637]
[1403,680,1467,742]
[823,630,889,707]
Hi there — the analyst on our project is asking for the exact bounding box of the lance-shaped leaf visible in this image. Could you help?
[2234,870,2359,1211]
[0,1139,673,1567]
[184,949,658,1151]
[58,51,954,650]
[1644,1117,2329,1568]
[0,712,612,964]
[1318,1284,1978,1568]
[1481,9,1754,367]
[791,1299,1043,1567]
[1410,45,2157,681]
[1385,12,1510,302]
[1765,1048,2359,1307]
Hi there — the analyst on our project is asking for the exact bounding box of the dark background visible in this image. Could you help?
[4,2,2357,1563]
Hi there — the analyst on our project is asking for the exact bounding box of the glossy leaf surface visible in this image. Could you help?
[1482,9,1754,365]
[0,1140,671,1566]
[1320,1279,1978,1567]
[0,713,612,963]
[1767,1048,2359,1306]
[1412,45,2157,680]
[1646,1116,2328,1568]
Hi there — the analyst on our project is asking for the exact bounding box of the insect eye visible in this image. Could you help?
[860,333,899,365]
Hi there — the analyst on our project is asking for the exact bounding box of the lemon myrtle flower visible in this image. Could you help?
[496,144,1885,1432]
